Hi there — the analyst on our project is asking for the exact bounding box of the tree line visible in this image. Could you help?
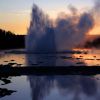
[84,36,100,48]
[0,28,100,50]
[0,29,25,50]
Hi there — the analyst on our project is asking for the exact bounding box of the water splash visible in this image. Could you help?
[26,4,94,52]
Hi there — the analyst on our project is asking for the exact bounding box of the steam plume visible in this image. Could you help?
[26,3,94,52]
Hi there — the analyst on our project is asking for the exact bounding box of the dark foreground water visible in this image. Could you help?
[0,49,100,100]
[1,75,100,100]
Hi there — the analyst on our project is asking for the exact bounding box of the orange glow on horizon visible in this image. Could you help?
[0,20,100,35]
[0,12,30,35]
[1,23,99,35]
[89,25,100,35]
[0,22,29,35]
[0,10,100,35]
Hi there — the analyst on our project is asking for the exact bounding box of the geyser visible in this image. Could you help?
[26,4,94,52]
[25,4,56,52]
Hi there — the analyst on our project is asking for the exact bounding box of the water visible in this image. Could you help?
[0,49,100,66]
[1,75,100,100]
[0,49,100,100]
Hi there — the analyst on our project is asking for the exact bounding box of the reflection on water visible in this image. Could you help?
[1,75,100,100]
[0,88,16,98]
[0,76,31,100]
[26,49,100,66]
[28,75,100,100]
[0,53,26,67]
[0,76,16,98]
[26,51,86,66]
[0,49,100,66]
[0,49,100,99]
[26,54,57,66]
[74,49,100,66]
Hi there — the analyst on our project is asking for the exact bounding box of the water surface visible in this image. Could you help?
[0,49,100,66]
[1,75,100,100]
[0,49,100,100]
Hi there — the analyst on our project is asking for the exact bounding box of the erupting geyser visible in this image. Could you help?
[25,4,94,52]
[25,4,56,52]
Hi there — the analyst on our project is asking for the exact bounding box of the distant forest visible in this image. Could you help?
[85,37,100,48]
[0,28,100,50]
[0,29,25,50]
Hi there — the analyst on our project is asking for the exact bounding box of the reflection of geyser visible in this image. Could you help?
[26,53,79,66]
[25,4,94,52]
[28,76,98,100]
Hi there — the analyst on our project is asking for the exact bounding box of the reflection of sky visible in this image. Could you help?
[0,0,94,34]
[0,76,31,100]
[1,75,100,100]
[74,49,100,66]
[0,49,100,66]
[0,53,26,66]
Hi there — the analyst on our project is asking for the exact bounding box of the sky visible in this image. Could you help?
[0,0,99,35]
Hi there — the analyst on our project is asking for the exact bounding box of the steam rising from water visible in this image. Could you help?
[55,13,93,50]
[26,3,94,52]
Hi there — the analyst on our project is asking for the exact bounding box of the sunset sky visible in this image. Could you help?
[0,0,99,35]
